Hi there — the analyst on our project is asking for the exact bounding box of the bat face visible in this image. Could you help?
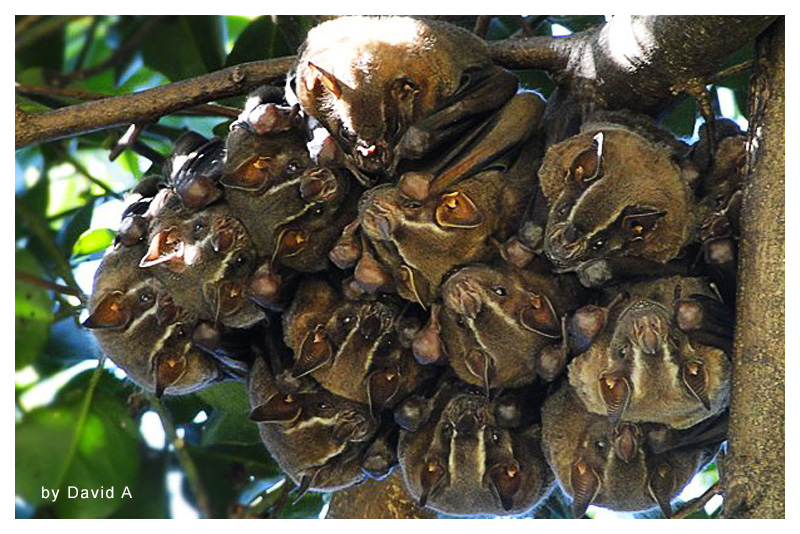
[397,379,553,516]
[540,127,694,271]
[85,244,223,396]
[223,123,359,273]
[541,384,717,517]
[356,164,525,306]
[295,16,492,178]
[283,278,430,410]
[437,263,577,390]
[247,357,380,491]
[141,190,264,328]
[568,277,731,430]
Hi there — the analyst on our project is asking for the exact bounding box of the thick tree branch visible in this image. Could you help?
[489,15,777,143]
[15,56,296,149]
[723,17,784,519]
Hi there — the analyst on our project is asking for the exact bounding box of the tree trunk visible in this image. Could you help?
[723,16,784,519]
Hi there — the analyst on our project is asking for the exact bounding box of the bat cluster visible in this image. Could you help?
[85,16,745,517]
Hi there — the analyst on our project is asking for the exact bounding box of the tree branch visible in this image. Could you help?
[670,481,721,519]
[15,56,296,149]
[488,15,777,143]
[722,17,785,519]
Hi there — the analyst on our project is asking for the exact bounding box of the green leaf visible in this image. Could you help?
[226,16,291,67]
[15,249,54,370]
[72,228,114,257]
[16,369,142,518]
[57,201,95,257]
[661,96,698,139]
[196,382,261,447]
[279,491,327,519]
[182,443,282,518]
[109,452,169,518]
[142,16,224,81]
[16,16,65,73]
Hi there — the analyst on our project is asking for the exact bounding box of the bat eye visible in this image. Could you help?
[455,315,467,329]
[591,238,605,251]
[339,126,357,145]
[341,313,355,326]
[492,286,507,297]
[316,401,331,410]
[138,290,154,305]
[191,222,207,240]
[313,206,325,216]
[594,439,607,452]
[617,346,628,359]
[286,160,301,174]
[491,430,500,443]
[175,324,187,338]
[402,198,421,209]
[557,201,570,217]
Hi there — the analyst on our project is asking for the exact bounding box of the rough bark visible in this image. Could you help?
[489,15,776,143]
[722,16,784,519]
[15,57,295,149]
[326,473,436,519]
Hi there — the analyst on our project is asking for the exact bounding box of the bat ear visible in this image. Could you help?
[620,206,666,239]
[274,228,308,262]
[418,459,446,508]
[412,304,446,365]
[681,360,711,410]
[570,458,601,518]
[293,326,334,378]
[647,461,676,517]
[568,132,604,184]
[490,461,522,511]
[435,191,483,229]
[394,396,428,432]
[299,168,338,203]
[83,291,131,329]
[307,61,343,99]
[599,374,631,428]
[519,292,561,339]
[221,156,273,191]
[140,229,185,269]
[249,393,302,423]
[153,353,188,398]
[366,365,402,414]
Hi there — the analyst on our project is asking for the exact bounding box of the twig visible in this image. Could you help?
[16,15,87,49]
[473,16,492,38]
[109,123,145,162]
[149,394,213,519]
[15,198,85,300]
[56,148,123,200]
[709,60,754,84]
[53,357,106,489]
[670,481,722,519]
[72,16,100,72]
[15,269,85,299]
[16,56,295,148]
[15,82,242,118]
[50,16,166,87]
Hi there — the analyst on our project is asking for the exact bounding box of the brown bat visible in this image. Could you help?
[541,383,720,517]
[413,258,582,392]
[84,243,228,396]
[282,277,432,412]
[538,114,701,287]
[247,355,380,493]
[345,92,545,306]
[139,188,265,329]
[567,276,732,430]
[396,378,553,516]
[292,16,518,181]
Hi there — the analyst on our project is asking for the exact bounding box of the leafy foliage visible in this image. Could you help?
[14,14,752,519]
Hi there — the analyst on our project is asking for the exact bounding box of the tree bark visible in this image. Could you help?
[15,57,295,149]
[326,473,436,519]
[723,16,784,519]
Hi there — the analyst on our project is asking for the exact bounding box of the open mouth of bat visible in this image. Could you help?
[140,228,186,269]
